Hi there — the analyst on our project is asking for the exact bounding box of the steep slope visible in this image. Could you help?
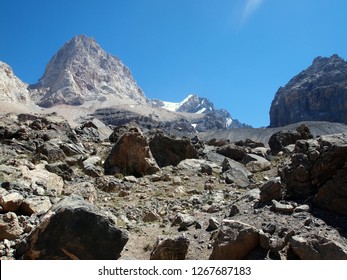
[270,54,347,127]
[29,35,146,107]
[0,61,30,103]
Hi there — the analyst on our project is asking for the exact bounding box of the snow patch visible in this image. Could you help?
[161,94,194,112]
[195,107,206,114]
[226,118,233,127]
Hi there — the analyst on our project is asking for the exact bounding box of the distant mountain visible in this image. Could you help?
[270,54,347,127]
[29,35,146,107]
[150,94,250,129]
[0,61,30,103]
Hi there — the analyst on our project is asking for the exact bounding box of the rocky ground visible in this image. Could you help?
[0,113,347,260]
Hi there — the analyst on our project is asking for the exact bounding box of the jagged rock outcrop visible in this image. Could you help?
[29,35,146,107]
[24,196,128,259]
[0,61,30,103]
[280,134,347,216]
[270,55,347,127]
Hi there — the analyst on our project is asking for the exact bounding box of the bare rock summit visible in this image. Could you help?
[29,35,146,107]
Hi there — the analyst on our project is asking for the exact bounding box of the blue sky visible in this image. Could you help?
[0,0,346,127]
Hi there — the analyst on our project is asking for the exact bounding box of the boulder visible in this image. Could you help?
[216,144,246,161]
[0,212,24,240]
[221,158,251,188]
[268,130,302,156]
[259,179,283,203]
[36,141,66,163]
[45,161,74,181]
[20,196,52,215]
[209,220,259,259]
[149,133,198,167]
[82,156,102,177]
[242,154,271,173]
[24,196,128,259]
[150,235,190,260]
[104,126,159,177]
[0,192,24,212]
[289,234,347,260]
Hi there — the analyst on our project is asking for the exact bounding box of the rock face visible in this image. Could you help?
[270,55,347,127]
[24,196,128,260]
[0,61,30,103]
[29,35,146,107]
[104,126,160,176]
[280,134,347,216]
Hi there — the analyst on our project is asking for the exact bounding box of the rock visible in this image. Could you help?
[82,156,102,177]
[235,138,265,149]
[62,182,97,204]
[0,192,24,212]
[24,196,128,259]
[259,179,283,203]
[207,217,220,231]
[262,223,276,235]
[36,141,66,163]
[150,235,190,260]
[149,133,198,167]
[20,196,52,215]
[221,158,251,188]
[143,211,161,223]
[270,55,347,127]
[228,205,240,217]
[20,164,64,196]
[216,144,246,161]
[0,212,24,240]
[294,204,310,213]
[271,200,294,214]
[268,130,302,156]
[171,213,196,231]
[209,220,259,259]
[60,143,87,157]
[104,126,159,177]
[289,234,347,260]
[243,154,271,173]
[45,161,74,181]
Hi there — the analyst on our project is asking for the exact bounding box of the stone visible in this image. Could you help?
[207,217,220,231]
[20,196,52,215]
[150,235,190,260]
[0,212,24,240]
[259,179,283,203]
[294,204,310,213]
[271,200,294,214]
[143,211,161,223]
[209,220,259,259]
[228,205,240,217]
[268,130,302,155]
[289,234,347,260]
[216,144,246,161]
[62,182,97,204]
[104,126,160,177]
[82,156,102,177]
[45,161,74,181]
[0,192,24,212]
[149,133,198,167]
[60,143,87,157]
[24,196,128,259]
[171,213,196,231]
[36,141,65,163]
[242,154,271,173]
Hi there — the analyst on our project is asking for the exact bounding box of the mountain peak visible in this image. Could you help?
[29,35,146,107]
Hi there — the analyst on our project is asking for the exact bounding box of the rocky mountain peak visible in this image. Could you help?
[270,54,347,127]
[29,35,146,107]
[0,61,30,103]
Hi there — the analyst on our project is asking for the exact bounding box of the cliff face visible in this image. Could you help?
[29,35,146,107]
[270,55,347,127]
[0,61,30,103]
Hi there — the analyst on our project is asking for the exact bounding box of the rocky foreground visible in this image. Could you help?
[0,113,347,260]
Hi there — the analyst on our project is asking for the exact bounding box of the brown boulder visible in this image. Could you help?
[209,220,259,259]
[104,126,159,177]
[150,235,190,260]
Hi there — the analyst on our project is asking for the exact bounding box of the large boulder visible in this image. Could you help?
[280,134,347,216]
[149,133,198,167]
[216,144,246,161]
[24,196,128,260]
[268,125,313,155]
[209,220,259,259]
[289,234,347,260]
[104,126,159,177]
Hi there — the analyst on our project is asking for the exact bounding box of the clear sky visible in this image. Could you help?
[0,0,346,127]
